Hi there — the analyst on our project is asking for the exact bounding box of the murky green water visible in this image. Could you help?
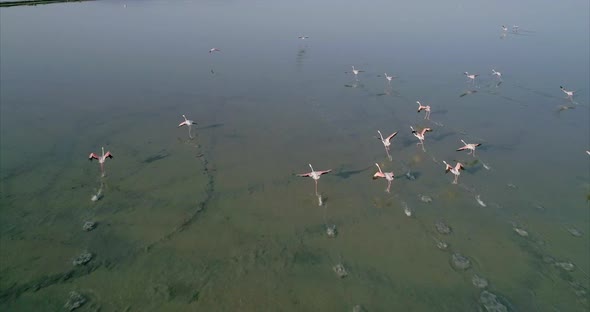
[1,0,589,311]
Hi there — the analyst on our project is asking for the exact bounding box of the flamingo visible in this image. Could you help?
[501,25,508,32]
[373,163,394,193]
[492,69,502,81]
[297,164,332,195]
[377,130,398,161]
[89,147,113,177]
[298,35,309,39]
[384,73,395,83]
[209,48,221,53]
[560,86,574,101]
[456,140,482,157]
[443,161,464,184]
[350,66,364,80]
[178,114,197,139]
[464,72,479,85]
[410,126,432,152]
[416,101,431,120]
[512,25,519,33]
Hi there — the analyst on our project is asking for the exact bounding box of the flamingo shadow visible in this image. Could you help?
[334,165,373,179]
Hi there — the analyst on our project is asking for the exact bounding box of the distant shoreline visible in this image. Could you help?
[0,0,92,7]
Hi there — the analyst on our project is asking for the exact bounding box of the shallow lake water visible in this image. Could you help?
[1,0,589,311]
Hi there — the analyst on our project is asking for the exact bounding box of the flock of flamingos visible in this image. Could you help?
[87,33,587,201]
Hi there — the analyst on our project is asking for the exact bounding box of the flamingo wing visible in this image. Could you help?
[317,169,332,175]
[386,132,398,141]
[104,152,113,159]
[421,128,432,136]
[373,172,385,179]
[88,153,99,160]
[296,172,312,177]
[178,121,187,127]
[456,146,468,151]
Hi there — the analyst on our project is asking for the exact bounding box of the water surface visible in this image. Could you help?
[1,0,589,311]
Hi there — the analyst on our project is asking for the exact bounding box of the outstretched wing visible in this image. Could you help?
[386,132,398,141]
[88,153,99,161]
[296,172,312,177]
[317,169,332,175]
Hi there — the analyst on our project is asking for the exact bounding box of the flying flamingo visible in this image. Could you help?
[416,101,431,120]
[209,48,221,53]
[443,161,464,184]
[373,163,394,193]
[560,86,574,101]
[178,114,197,139]
[501,25,508,32]
[89,147,113,178]
[298,35,309,39]
[456,140,482,157]
[349,66,364,80]
[410,126,432,152]
[377,130,398,161]
[384,73,395,84]
[492,69,502,81]
[297,164,332,195]
[464,72,479,86]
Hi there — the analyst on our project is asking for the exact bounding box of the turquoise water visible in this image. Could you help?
[1,0,589,311]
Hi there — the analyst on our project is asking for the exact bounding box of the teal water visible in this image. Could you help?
[1,0,589,311]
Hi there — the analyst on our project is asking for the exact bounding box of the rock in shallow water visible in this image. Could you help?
[555,261,575,272]
[567,227,583,237]
[418,194,432,203]
[479,290,509,312]
[472,274,489,289]
[352,304,367,312]
[451,253,471,270]
[513,227,528,237]
[326,224,337,238]
[435,221,452,235]
[64,291,86,311]
[82,221,96,232]
[333,264,348,278]
[73,252,93,266]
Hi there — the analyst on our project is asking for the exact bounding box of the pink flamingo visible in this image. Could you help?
[464,72,479,85]
[384,73,395,84]
[178,114,197,138]
[443,161,464,184]
[416,101,431,120]
[89,147,113,177]
[410,126,432,152]
[298,35,309,39]
[373,163,394,193]
[560,86,574,101]
[209,48,221,53]
[297,164,332,195]
[350,66,364,80]
[456,140,482,157]
[377,130,398,160]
